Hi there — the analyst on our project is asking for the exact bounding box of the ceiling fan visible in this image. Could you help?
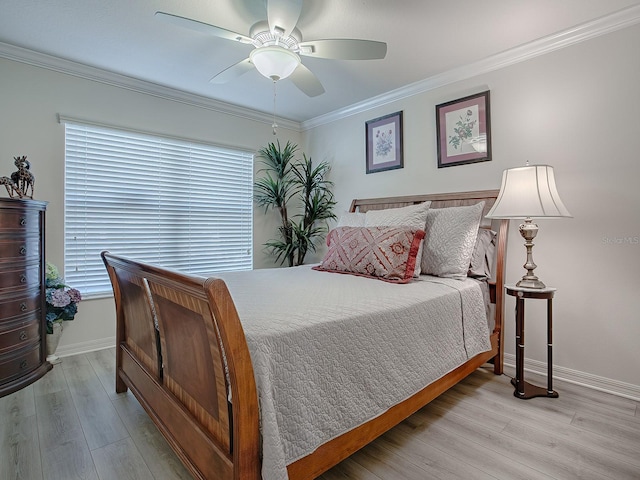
[155,0,387,97]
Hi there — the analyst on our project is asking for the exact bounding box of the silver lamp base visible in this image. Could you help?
[516,277,546,289]
[517,218,546,289]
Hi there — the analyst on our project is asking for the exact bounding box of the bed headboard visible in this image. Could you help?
[350,189,499,228]
[350,189,508,371]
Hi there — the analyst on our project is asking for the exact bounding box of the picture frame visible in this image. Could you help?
[436,91,491,168]
[365,111,403,174]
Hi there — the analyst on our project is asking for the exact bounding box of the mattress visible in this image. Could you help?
[217,265,491,480]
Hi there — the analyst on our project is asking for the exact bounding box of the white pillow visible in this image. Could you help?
[364,201,431,230]
[365,201,431,275]
[421,202,485,279]
[336,211,366,227]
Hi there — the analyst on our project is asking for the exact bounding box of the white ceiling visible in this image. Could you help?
[1,0,639,123]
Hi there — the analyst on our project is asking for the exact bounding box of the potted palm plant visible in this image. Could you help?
[254,141,336,267]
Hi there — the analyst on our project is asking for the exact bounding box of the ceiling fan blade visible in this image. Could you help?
[210,58,254,84]
[289,64,325,97]
[299,39,387,60]
[267,0,302,37]
[155,11,253,44]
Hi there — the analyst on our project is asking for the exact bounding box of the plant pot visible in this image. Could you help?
[46,322,63,364]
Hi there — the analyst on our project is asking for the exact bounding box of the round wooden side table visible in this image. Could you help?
[506,285,559,400]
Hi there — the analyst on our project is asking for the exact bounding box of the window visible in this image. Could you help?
[63,120,253,298]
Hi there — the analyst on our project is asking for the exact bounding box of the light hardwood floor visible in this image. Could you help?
[1,348,638,480]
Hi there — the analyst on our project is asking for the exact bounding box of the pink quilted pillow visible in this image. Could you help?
[313,226,425,283]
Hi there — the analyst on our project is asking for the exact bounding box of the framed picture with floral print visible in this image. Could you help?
[436,91,491,168]
[365,111,403,174]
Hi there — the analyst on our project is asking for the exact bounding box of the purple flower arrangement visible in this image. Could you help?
[45,262,82,334]
[375,128,394,157]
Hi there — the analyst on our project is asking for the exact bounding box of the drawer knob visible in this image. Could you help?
[19,246,27,255]
[20,302,28,312]
[20,274,27,283]
[19,217,27,226]
[19,330,28,341]
[19,360,28,370]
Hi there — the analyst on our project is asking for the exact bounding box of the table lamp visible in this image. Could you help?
[486,163,572,289]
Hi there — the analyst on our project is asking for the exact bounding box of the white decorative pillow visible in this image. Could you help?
[336,211,366,227]
[421,202,485,279]
[364,201,431,230]
[364,201,431,275]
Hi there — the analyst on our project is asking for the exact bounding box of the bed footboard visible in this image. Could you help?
[101,252,260,480]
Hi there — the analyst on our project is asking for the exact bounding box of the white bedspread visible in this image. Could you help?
[217,265,491,480]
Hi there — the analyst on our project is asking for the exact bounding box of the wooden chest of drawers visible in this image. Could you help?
[0,197,52,397]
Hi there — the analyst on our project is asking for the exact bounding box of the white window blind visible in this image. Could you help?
[64,121,253,297]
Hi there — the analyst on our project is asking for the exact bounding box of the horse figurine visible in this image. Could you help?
[10,156,35,199]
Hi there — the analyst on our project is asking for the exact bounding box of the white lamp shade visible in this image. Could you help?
[250,46,300,81]
[486,164,572,219]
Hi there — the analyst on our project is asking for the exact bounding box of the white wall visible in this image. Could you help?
[0,57,301,353]
[302,24,640,393]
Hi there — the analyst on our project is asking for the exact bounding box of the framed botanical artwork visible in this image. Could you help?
[436,91,491,168]
[365,111,403,174]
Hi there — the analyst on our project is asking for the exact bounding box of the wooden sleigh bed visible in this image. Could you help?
[101,190,509,480]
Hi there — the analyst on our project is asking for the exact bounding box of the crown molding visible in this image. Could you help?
[3,3,639,133]
[0,42,301,132]
[301,4,640,131]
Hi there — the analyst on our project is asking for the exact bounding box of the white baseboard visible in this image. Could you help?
[504,353,640,402]
[55,337,116,359]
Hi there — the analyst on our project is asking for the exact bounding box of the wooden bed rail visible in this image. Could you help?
[101,252,260,480]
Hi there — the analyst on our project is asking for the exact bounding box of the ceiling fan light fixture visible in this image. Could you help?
[250,46,300,81]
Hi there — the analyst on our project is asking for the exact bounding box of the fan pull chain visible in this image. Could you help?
[272,80,278,136]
